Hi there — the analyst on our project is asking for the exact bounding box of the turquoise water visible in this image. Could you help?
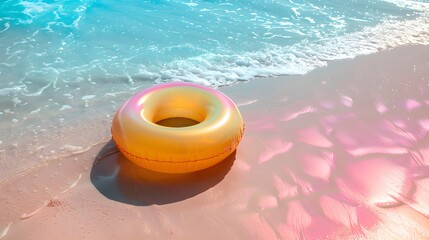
[1,0,428,88]
[0,0,428,179]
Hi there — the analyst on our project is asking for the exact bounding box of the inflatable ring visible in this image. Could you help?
[111,82,244,173]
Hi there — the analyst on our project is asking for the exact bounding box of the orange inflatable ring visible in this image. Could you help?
[111,82,244,173]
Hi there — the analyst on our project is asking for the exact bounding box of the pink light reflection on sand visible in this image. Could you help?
[409,178,429,217]
[298,152,333,181]
[258,139,293,163]
[375,101,388,113]
[319,193,360,229]
[295,126,333,148]
[279,104,317,122]
[336,157,414,207]
[273,174,299,200]
[333,118,422,157]
[231,58,429,239]
[405,99,421,110]
[339,95,354,107]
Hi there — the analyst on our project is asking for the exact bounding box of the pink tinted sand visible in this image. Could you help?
[1,45,429,239]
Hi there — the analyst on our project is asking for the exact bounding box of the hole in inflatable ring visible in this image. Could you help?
[147,90,209,128]
[156,117,200,127]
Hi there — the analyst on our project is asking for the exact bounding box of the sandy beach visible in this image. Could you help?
[1,45,429,239]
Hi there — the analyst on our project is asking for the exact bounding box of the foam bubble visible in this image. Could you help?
[59,105,72,111]
[61,144,83,153]
[81,95,96,101]
[0,86,24,96]
[29,108,41,115]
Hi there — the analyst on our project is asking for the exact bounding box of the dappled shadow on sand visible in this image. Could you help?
[90,140,236,206]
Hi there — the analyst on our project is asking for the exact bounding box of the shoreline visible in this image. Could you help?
[1,44,429,239]
[1,38,429,181]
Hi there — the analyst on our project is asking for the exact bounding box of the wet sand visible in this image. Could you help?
[1,45,429,239]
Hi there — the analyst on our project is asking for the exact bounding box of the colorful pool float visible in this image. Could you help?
[111,82,245,173]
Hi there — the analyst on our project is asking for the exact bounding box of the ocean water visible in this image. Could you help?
[0,0,428,180]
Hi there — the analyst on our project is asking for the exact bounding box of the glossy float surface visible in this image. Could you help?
[111,82,244,173]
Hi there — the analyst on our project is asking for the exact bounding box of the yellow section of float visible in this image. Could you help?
[111,82,244,173]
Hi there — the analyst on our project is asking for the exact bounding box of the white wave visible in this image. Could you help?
[381,0,429,11]
[143,16,429,87]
